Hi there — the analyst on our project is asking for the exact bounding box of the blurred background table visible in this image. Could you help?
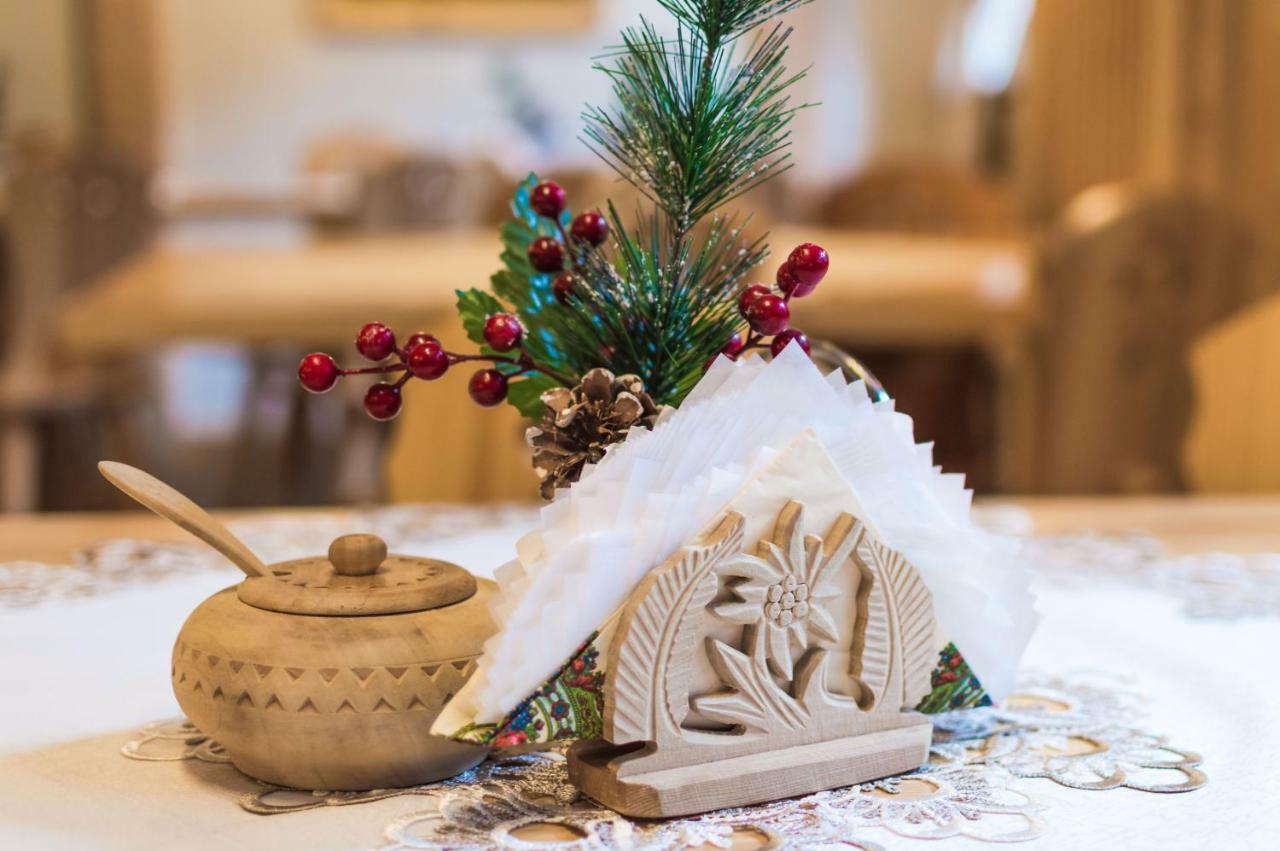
[48,226,1038,509]
[56,228,1033,355]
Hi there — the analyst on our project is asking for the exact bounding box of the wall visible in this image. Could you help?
[155,0,977,197]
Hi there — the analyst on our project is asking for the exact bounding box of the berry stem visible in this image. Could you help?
[339,363,408,376]
[447,349,577,388]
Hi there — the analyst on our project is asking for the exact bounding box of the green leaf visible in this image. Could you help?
[456,288,507,347]
[507,371,559,418]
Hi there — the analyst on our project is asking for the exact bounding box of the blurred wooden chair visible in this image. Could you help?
[1034,182,1257,494]
[304,137,507,234]
[0,142,156,510]
[1183,292,1280,492]
[817,161,1019,236]
[811,161,1018,491]
[356,155,505,231]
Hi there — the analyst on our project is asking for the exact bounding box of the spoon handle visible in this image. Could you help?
[98,461,271,578]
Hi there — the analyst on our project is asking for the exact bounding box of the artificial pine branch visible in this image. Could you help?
[583,16,809,233]
[461,0,814,411]
[301,1,824,440]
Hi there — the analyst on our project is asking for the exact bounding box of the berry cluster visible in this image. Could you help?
[712,242,829,369]
[298,315,573,421]
[298,179,604,421]
[526,181,609,305]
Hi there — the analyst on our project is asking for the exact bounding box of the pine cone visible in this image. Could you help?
[526,369,665,500]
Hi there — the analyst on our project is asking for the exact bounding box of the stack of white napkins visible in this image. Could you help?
[433,345,1037,739]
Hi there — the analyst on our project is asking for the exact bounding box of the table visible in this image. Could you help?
[6,495,1280,565]
[57,228,1032,355]
[1,497,1278,849]
[56,226,1039,493]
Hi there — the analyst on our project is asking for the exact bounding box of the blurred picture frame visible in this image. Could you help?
[314,0,597,34]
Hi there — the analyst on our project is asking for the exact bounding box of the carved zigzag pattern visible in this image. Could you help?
[171,642,476,714]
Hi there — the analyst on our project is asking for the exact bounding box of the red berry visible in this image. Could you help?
[402,331,437,355]
[530,181,566,219]
[737,284,772,318]
[406,340,449,380]
[528,237,564,273]
[298,353,340,394]
[746,294,790,335]
[722,331,746,356]
[776,262,802,297]
[553,273,577,304]
[787,243,829,294]
[363,382,402,421]
[483,313,524,352]
[356,322,397,361]
[468,369,508,407]
[770,329,810,357]
[570,210,609,246]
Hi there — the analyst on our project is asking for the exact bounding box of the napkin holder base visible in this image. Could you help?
[566,501,937,818]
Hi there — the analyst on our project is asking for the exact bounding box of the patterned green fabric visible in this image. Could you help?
[456,636,988,745]
[916,642,992,713]
[453,634,606,747]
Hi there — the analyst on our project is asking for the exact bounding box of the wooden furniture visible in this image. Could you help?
[1,144,156,510]
[818,161,1019,237]
[312,0,597,33]
[813,165,1028,491]
[99,462,495,790]
[1033,182,1257,494]
[569,499,935,817]
[59,228,1032,355]
[1016,0,1280,307]
[321,155,505,234]
[1183,292,1280,492]
[57,228,1034,501]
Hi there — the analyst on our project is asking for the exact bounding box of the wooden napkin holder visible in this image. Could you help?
[567,499,937,818]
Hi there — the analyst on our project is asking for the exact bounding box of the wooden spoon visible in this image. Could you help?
[97,461,271,578]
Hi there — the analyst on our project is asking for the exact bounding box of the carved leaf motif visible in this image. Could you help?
[606,513,746,745]
[856,536,936,710]
[693,627,810,734]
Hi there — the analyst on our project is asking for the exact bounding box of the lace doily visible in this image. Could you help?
[122,672,1203,848]
[1022,532,1280,620]
[0,504,538,609]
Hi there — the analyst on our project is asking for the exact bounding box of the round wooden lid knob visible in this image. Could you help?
[328,534,387,577]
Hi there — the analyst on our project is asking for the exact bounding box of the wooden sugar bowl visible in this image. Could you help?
[98,462,495,791]
[173,533,495,790]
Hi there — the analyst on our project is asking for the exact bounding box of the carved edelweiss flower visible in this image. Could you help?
[711,503,853,680]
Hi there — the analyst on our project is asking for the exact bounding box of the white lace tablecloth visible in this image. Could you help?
[1,505,1278,850]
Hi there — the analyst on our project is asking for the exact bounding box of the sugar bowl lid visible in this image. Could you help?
[237,533,477,616]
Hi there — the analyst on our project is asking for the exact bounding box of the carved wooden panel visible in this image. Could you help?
[568,499,936,817]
